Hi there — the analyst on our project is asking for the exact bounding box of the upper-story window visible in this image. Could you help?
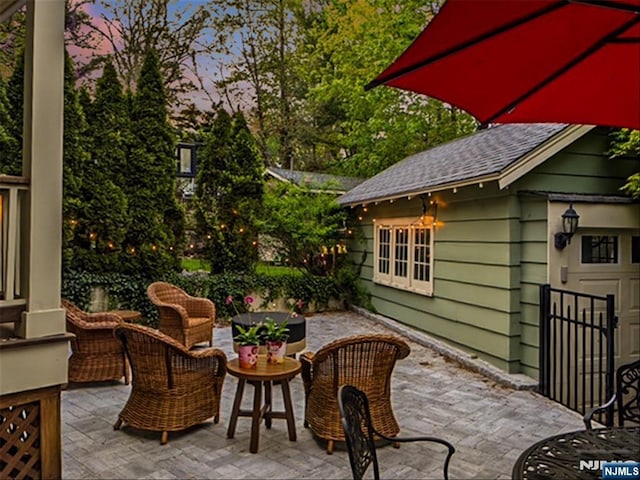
[373,217,435,295]
[176,144,196,177]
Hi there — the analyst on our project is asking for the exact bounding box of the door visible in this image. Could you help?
[565,228,640,367]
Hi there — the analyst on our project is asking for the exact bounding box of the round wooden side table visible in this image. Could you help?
[226,355,301,453]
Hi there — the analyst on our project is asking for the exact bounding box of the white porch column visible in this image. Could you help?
[15,0,66,337]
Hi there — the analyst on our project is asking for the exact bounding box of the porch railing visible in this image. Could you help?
[539,284,617,426]
[0,176,28,314]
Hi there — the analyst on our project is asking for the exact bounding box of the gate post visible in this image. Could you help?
[539,284,551,396]
[604,294,617,427]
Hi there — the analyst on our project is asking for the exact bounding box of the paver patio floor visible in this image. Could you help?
[62,310,585,479]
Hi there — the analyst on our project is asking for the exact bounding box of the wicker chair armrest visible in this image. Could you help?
[183,297,215,318]
[372,427,455,480]
[188,347,226,361]
[165,303,188,319]
[300,351,315,395]
[72,317,122,330]
[583,394,617,430]
[187,348,227,376]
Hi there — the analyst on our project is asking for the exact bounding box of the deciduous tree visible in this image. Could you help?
[258,181,348,275]
[209,0,302,168]
[195,109,264,273]
[297,0,476,177]
[89,0,211,108]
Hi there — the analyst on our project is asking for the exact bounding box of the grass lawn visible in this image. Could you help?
[181,258,302,276]
[181,257,209,271]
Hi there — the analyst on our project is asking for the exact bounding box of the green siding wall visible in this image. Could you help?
[350,184,523,372]
[518,196,548,379]
[514,127,638,379]
[347,127,639,377]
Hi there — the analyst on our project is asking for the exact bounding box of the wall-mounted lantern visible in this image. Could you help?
[554,203,580,250]
[417,196,438,227]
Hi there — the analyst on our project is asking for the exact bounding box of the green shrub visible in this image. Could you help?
[61,265,368,327]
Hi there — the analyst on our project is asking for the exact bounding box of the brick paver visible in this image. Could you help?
[62,311,585,479]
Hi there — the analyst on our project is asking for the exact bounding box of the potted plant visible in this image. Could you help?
[234,324,261,369]
[261,317,290,364]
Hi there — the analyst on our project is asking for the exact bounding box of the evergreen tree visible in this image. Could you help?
[90,61,130,191]
[195,110,264,273]
[3,47,24,174]
[80,60,131,273]
[62,50,92,270]
[0,75,19,174]
[125,49,183,277]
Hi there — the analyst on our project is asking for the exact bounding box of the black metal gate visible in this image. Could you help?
[539,284,618,426]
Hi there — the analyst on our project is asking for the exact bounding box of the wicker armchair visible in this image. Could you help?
[113,323,227,444]
[62,299,129,385]
[301,334,410,453]
[147,281,215,349]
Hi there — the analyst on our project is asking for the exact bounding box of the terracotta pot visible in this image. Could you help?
[238,344,259,369]
[266,340,287,364]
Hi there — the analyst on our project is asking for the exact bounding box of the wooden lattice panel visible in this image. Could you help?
[0,401,41,480]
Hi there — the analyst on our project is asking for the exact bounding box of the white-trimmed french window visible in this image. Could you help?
[373,217,434,295]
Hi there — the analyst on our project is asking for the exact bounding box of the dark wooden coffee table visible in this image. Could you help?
[226,355,301,453]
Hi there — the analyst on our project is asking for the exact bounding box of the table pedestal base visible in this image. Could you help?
[226,378,297,453]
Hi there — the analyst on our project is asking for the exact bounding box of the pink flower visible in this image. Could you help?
[226,295,233,305]
[297,299,304,310]
[244,296,254,305]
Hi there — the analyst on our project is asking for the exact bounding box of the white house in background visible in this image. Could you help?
[266,166,365,194]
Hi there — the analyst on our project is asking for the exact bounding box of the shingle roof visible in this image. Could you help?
[267,167,365,193]
[338,123,569,206]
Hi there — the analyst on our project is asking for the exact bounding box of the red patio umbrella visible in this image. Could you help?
[366,0,640,130]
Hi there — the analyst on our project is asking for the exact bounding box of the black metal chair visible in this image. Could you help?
[338,385,455,480]
[584,359,640,430]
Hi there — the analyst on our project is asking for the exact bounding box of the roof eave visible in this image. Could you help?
[339,173,502,207]
[0,0,24,22]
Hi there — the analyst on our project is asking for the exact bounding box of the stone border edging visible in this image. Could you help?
[351,305,538,391]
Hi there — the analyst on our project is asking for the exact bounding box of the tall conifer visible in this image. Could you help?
[81,60,131,273]
[126,49,183,276]
[0,76,19,174]
[62,50,92,270]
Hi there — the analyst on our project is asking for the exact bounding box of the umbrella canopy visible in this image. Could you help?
[367,0,640,129]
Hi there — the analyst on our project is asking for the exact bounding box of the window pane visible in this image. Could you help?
[378,228,390,274]
[632,236,640,264]
[394,228,408,277]
[179,147,193,174]
[581,235,618,264]
[413,227,431,282]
